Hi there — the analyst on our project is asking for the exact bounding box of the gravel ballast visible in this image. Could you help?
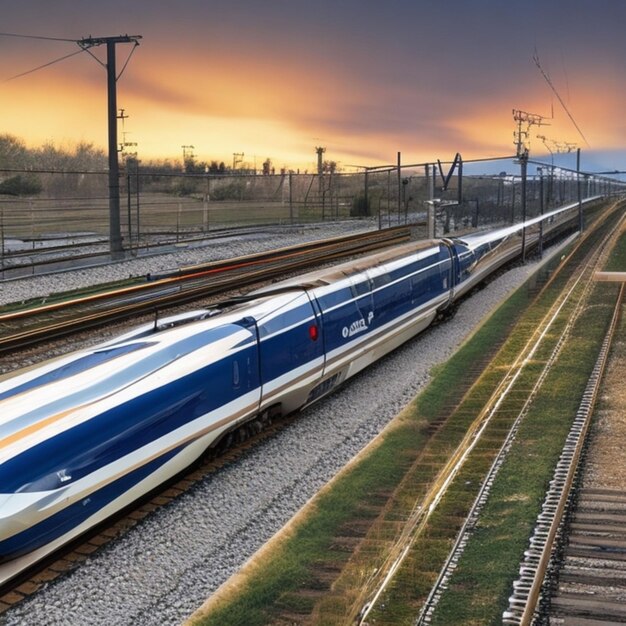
[0,222,377,307]
[1,225,548,626]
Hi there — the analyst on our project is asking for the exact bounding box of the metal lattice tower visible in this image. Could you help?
[513,109,550,157]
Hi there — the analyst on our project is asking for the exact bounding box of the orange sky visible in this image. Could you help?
[1,1,625,172]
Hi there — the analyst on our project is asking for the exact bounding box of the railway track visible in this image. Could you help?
[501,232,626,623]
[0,223,370,278]
[0,205,610,620]
[416,208,626,624]
[0,226,411,355]
[353,201,625,624]
[549,488,626,623]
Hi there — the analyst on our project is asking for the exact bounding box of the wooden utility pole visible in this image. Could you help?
[79,35,142,258]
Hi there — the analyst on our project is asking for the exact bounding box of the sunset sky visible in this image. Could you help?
[1,0,625,172]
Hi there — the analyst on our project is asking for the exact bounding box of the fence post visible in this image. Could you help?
[135,163,141,252]
[387,169,391,227]
[520,152,527,262]
[426,163,435,239]
[127,171,132,253]
[320,173,325,221]
[577,148,583,233]
[511,184,516,223]
[397,152,401,224]
[289,172,293,225]
[538,167,544,257]
[473,199,479,228]
[0,206,4,276]
[203,174,209,233]
[457,154,463,206]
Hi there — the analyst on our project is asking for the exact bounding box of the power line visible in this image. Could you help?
[4,48,87,82]
[0,31,77,42]
[533,52,590,148]
[0,31,142,259]
[2,33,142,82]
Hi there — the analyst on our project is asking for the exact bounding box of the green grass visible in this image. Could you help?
[190,422,431,625]
[605,225,626,270]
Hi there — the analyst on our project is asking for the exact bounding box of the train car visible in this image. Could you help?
[0,202,588,562]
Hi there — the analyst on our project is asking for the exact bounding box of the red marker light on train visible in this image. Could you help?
[309,325,319,341]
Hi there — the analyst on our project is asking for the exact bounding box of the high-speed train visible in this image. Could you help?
[0,201,591,562]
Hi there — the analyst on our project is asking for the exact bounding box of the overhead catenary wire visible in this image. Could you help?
[533,52,590,148]
[3,48,87,82]
[0,32,77,43]
[116,42,139,81]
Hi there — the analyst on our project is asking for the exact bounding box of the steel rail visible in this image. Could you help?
[355,200,624,625]
[503,218,626,626]
[2,222,390,269]
[0,228,411,354]
[418,202,625,624]
[1,226,409,320]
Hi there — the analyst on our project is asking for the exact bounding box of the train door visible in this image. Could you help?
[255,292,324,414]
[311,272,374,379]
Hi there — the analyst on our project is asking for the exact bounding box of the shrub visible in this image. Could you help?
[351,192,371,217]
[0,174,42,196]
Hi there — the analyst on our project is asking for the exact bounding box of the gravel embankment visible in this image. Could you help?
[2,226,545,626]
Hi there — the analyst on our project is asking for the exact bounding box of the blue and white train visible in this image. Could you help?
[0,202,588,563]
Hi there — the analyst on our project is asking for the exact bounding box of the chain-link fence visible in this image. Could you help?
[1,156,624,256]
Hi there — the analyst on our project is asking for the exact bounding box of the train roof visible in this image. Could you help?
[457,200,587,250]
[252,239,442,293]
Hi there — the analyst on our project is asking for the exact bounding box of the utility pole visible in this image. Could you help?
[577,148,583,233]
[232,152,244,171]
[513,109,549,158]
[520,152,528,262]
[78,34,142,258]
[182,145,195,171]
[513,110,547,261]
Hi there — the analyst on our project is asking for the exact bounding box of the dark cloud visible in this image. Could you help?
[1,1,625,164]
